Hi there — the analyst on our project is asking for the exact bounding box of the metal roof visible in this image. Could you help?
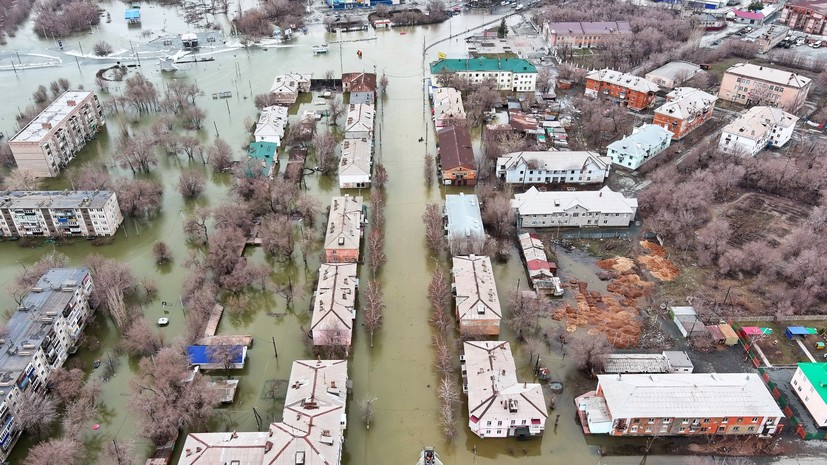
[10,90,95,144]
[0,190,115,210]
[430,57,538,74]
[444,193,484,242]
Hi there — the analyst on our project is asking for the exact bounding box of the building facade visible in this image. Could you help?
[269,73,311,105]
[444,193,485,255]
[432,87,466,129]
[607,124,673,170]
[511,186,638,229]
[542,21,631,49]
[9,91,105,177]
[437,125,477,186]
[791,363,827,427]
[585,69,660,111]
[452,255,501,336]
[653,87,717,140]
[323,195,365,263]
[430,58,538,92]
[577,373,784,437]
[496,151,611,185]
[344,103,375,140]
[718,106,799,156]
[339,138,372,189]
[780,0,827,35]
[0,190,123,238]
[462,341,547,438]
[718,63,811,112]
[0,268,93,461]
[311,263,358,348]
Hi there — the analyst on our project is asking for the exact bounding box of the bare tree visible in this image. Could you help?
[373,163,388,188]
[313,131,338,175]
[116,133,158,174]
[359,394,378,429]
[183,207,211,246]
[153,241,173,264]
[48,368,85,405]
[123,317,163,356]
[97,439,138,465]
[363,280,385,347]
[367,227,386,277]
[507,290,546,340]
[480,194,514,240]
[424,153,434,186]
[67,163,111,190]
[15,391,57,438]
[3,168,41,190]
[261,214,295,261]
[93,40,113,56]
[379,74,389,92]
[422,203,444,253]
[178,169,207,198]
[207,345,244,379]
[208,138,234,172]
[428,268,453,333]
[181,105,207,130]
[437,376,459,441]
[570,332,612,376]
[24,437,84,465]
[327,97,344,127]
[84,254,137,332]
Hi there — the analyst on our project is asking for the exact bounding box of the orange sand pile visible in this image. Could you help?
[596,256,635,273]
[637,241,680,281]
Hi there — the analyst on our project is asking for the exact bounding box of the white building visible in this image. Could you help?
[269,73,311,105]
[718,106,798,157]
[311,263,358,348]
[430,58,538,92]
[444,193,485,255]
[606,124,673,171]
[645,61,701,90]
[254,105,289,144]
[462,341,547,438]
[338,138,372,189]
[8,91,105,177]
[344,103,375,140]
[602,351,694,374]
[511,186,638,229]
[432,87,466,128]
[0,268,93,461]
[791,363,827,427]
[452,255,502,336]
[0,190,123,238]
[496,151,611,185]
[179,360,348,465]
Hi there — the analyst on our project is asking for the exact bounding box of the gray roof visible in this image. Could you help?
[10,91,95,144]
[607,124,672,158]
[444,193,484,241]
[0,190,116,210]
[646,61,701,83]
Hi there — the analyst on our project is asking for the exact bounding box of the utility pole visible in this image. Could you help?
[271,337,278,358]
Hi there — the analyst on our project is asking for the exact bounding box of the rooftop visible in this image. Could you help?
[733,8,764,20]
[511,186,638,216]
[452,255,501,323]
[586,69,659,94]
[437,125,476,171]
[254,105,288,141]
[433,87,466,122]
[788,0,827,13]
[324,195,364,251]
[10,90,96,144]
[342,72,377,93]
[0,190,116,210]
[430,57,538,75]
[597,373,783,419]
[311,263,358,345]
[607,124,673,158]
[645,61,701,82]
[270,73,311,94]
[724,63,811,88]
[339,138,372,179]
[721,106,799,141]
[345,103,375,133]
[497,151,610,173]
[796,363,827,403]
[602,354,671,374]
[444,193,484,242]
[656,87,717,120]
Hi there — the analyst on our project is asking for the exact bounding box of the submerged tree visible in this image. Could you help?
[363,280,385,347]
[359,395,378,429]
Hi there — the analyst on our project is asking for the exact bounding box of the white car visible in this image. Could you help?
[515,3,523,9]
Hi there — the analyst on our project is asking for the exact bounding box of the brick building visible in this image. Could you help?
[542,21,631,49]
[585,69,659,111]
[718,63,811,112]
[780,0,827,35]
[653,87,717,140]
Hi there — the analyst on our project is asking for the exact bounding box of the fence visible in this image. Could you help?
[559,230,633,240]
[725,315,827,323]
[757,367,827,441]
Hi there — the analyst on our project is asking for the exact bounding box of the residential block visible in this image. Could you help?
[0,190,123,238]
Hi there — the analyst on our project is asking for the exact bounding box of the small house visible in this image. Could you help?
[669,306,707,338]
[246,142,278,178]
[436,125,477,186]
[719,323,739,346]
[124,8,141,24]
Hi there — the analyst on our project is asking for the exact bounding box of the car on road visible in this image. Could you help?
[515,3,523,9]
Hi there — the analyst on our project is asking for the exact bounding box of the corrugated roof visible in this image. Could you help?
[586,69,659,94]
[437,125,475,171]
[724,63,811,88]
[452,255,501,323]
[430,57,538,74]
[607,124,673,159]
[511,186,638,216]
[444,193,484,242]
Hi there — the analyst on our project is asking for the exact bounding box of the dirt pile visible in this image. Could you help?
[553,279,644,348]
[637,241,680,281]
[596,256,635,273]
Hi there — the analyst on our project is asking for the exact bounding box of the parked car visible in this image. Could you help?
[515,3,523,9]
[812,40,823,48]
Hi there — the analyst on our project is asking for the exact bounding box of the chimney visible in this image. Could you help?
[599,190,603,197]
[67,100,77,106]
[41,122,52,130]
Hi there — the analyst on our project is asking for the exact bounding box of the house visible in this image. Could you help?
[246,142,278,178]
[511,186,638,229]
[124,8,140,24]
[0,190,123,237]
[653,87,717,140]
[576,373,783,437]
[324,195,365,263]
[718,106,798,156]
[517,233,562,296]
[342,72,377,105]
[444,193,485,255]
[669,306,708,338]
[436,125,476,186]
[496,151,611,186]
[452,255,501,336]
[508,111,540,134]
[430,58,538,92]
[606,124,673,170]
[178,360,348,465]
[584,69,659,111]
[186,345,247,369]
[780,0,827,34]
[733,8,766,24]
[542,21,631,49]
[344,104,375,140]
[311,263,358,348]
[0,268,93,462]
[601,352,693,375]
[718,63,811,112]
[462,341,547,438]
[645,62,701,91]
[663,351,695,373]
[338,138,372,189]
[8,90,105,177]
[254,105,288,144]
[432,87,466,128]
[791,363,827,427]
[269,73,312,105]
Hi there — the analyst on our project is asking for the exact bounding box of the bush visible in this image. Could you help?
[34,0,100,38]
[93,41,113,56]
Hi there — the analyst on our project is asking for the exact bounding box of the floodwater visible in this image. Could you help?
[0,5,809,465]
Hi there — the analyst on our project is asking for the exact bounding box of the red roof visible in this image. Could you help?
[526,259,550,272]
[437,125,476,171]
[734,8,764,20]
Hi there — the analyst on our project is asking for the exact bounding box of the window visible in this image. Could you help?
[487,421,492,426]
[497,421,502,426]
[732,426,740,432]
[751,417,758,423]
[722,418,729,423]
[736,418,743,423]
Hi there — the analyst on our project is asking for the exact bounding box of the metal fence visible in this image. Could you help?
[726,315,827,323]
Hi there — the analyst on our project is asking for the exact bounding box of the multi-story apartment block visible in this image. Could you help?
[0,190,123,238]
[653,87,717,140]
[323,195,365,263]
[542,21,631,49]
[585,69,660,111]
[607,124,674,170]
[452,255,501,336]
[444,193,485,255]
[496,151,611,185]
[511,186,638,229]
[718,106,799,156]
[780,0,827,35]
[0,268,93,461]
[576,373,783,437]
[462,341,547,439]
[432,87,466,129]
[8,91,105,177]
[311,263,358,348]
[338,138,372,189]
[344,103,375,140]
[430,58,538,92]
[791,363,827,427]
[179,360,348,465]
[718,63,811,112]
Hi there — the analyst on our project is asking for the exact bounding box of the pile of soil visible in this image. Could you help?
[596,256,635,273]
[553,280,643,348]
[637,241,680,281]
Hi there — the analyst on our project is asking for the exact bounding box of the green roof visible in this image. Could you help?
[247,142,277,161]
[430,58,537,75]
[798,363,827,402]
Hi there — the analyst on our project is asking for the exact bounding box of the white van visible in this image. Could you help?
[811,40,822,48]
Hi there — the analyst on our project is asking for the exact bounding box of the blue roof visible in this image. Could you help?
[187,345,245,364]
[125,9,141,20]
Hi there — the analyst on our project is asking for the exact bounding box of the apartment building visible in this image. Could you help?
[9,91,105,177]
[462,341,547,439]
[342,72,377,105]
[269,73,312,105]
[780,0,827,35]
[179,360,348,465]
[311,263,358,348]
[0,190,123,238]
[452,255,501,336]
[791,363,827,427]
[496,151,611,185]
[444,193,485,255]
[576,373,783,437]
[0,268,93,461]
[338,138,372,189]
[542,21,631,49]
[437,125,477,186]
[254,105,288,144]
[607,124,674,170]
[511,186,638,229]
[430,58,538,92]
[432,87,466,129]
[585,69,659,111]
[323,195,365,263]
[718,63,811,112]
[653,87,717,140]
[344,103,375,140]
[718,106,799,156]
